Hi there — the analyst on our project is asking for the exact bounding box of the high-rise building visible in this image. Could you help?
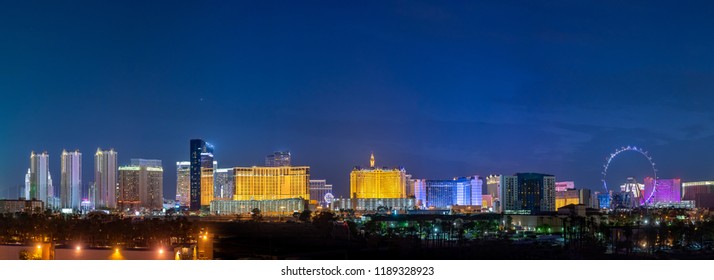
[350,153,408,199]
[61,150,82,209]
[470,176,484,206]
[190,139,214,211]
[28,152,51,205]
[201,166,214,207]
[500,173,556,215]
[424,180,458,209]
[683,181,714,208]
[215,168,234,200]
[233,166,310,201]
[176,162,191,207]
[619,177,644,207]
[94,148,118,209]
[485,175,501,198]
[24,169,31,200]
[265,151,291,167]
[309,179,333,207]
[598,192,611,209]
[422,177,482,209]
[405,174,414,197]
[644,178,682,204]
[118,159,164,210]
[414,179,426,208]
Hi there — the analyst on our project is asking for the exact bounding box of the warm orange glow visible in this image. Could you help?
[76,246,81,251]
[36,245,41,249]
[203,235,208,240]
[159,249,164,254]
[350,165,408,199]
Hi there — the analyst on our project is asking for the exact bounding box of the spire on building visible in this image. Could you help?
[370,152,375,168]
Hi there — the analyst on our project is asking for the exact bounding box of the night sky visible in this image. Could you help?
[2,1,714,200]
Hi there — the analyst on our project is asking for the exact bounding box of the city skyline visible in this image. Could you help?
[3,2,714,200]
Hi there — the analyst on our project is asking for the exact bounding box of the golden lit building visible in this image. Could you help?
[350,153,408,199]
[201,167,214,207]
[233,166,310,201]
[118,159,163,210]
[555,189,580,210]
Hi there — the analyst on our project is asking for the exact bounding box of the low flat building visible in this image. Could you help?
[331,198,416,212]
[210,198,306,216]
[0,199,44,213]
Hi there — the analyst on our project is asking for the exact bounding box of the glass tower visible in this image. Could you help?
[190,139,213,211]
[94,148,118,209]
[176,161,191,207]
[61,149,82,210]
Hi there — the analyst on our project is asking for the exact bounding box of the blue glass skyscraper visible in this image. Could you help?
[190,139,214,211]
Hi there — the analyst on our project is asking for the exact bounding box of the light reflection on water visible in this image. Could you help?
[0,245,174,260]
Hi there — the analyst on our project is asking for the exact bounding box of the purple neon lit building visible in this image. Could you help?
[644,177,682,204]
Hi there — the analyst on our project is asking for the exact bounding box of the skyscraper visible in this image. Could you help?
[24,169,31,200]
[118,159,164,210]
[29,152,50,204]
[61,150,82,209]
[265,151,291,167]
[500,173,556,215]
[190,139,214,211]
[233,166,310,201]
[350,153,408,199]
[470,176,484,207]
[644,178,682,204]
[176,161,191,207]
[420,177,482,209]
[94,148,118,209]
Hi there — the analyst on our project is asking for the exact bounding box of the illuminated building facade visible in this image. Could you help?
[61,150,82,209]
[644,177,682,204]
[309,179,332,207]
[500,173,556,215]
[424,180,458,209]
[683,181,714,208]
[486,175,501,197]
[190,139,213,211]
[331,198,416,212]
[176,162,190,207]
[265,151,291,167]
[482,194,493,210]
[201,167,214,207]
[215,168,235,200]
[486,175,501,211]
[420,177,482,209]
[555,190,578,209]
[470,176,484,206]
[211,198,306,216]
[555,189,580,210]
[28,152,51,207]
[118,159,164,210]
[0,199,44,214]
[233,166,310,201]
[405,175,414,197]
[94,148,117,209]
[598,192,611,209]
[555,181,575,192]
[413,179,426,207]
[350,153,408,199]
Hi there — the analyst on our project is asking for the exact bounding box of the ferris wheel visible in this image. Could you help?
[602,146,658,205]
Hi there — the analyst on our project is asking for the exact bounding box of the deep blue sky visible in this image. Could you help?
[2,1,714,199]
